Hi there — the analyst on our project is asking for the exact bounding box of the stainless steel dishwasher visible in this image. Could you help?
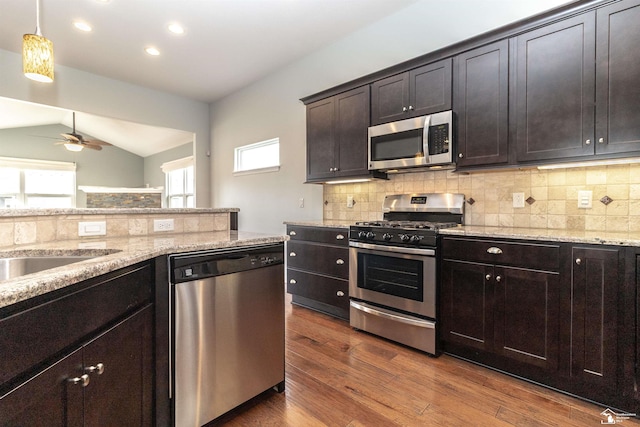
[169,243,285,427]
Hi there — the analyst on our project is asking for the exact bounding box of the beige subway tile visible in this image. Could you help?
[499,201,514,214]
[630,216,640,232]
[565,169,586,185]
[605,184,629,200]
[56,219,78,240]
[606,200,629,216]
[606,164,630,184]
[36,219,57,243]
[586,168,607,185]
[547,215,567,229]
[530,215,548,228]
[566,215,586,231]
[484,201,499,214]
[585,215,606,231]
[128,218,148,235]
[548,170,567,186]
[530,200,548,215]
[107,218,129,237]
[547,200,566,215]
[531,171,549,187]
[605,216,629,232]
[469,213,485,226]
[530,187,548,201]
[630,184,640,199]
[630,164,640,182]
[184,217,200,233]
[15,221,37,244]
[548,186,566,200]
[0,222,14,247]
[513,214,530,228]
[484,214,499,227]
[498,214,514,227]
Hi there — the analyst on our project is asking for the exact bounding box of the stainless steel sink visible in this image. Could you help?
[0,256,96,282]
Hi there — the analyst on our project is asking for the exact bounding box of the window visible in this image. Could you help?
[234,138,280,174]
[0,157,76,208]
[161,156,194,208]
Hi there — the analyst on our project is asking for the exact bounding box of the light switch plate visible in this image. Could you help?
[347,195,354,208]
[578,190,593,208]
[78,221,106,237]
[512,192,525,208]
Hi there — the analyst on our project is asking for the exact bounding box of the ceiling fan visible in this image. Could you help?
[55,112,112,152]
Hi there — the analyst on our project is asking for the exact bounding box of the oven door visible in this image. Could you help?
[349,242,435,319]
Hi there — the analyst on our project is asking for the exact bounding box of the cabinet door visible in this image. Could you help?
[493,266,559,371]
[83,306,153,427]
[334,86,371,178]
[306,97,335,180]
[595,0,640,155]
[0,348,83,427]
[441,260,494,351]
[455,40,509,167]
[371,72,409,125]
[513,13,596,162]
[409,59,452,118]
[570,247,619,401]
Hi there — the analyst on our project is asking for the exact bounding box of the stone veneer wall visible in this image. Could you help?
[86,193,162,209]
[323,163,640,233]
[0,211,232,248]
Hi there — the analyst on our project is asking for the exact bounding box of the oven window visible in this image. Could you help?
[370,129,424,161]
[357,252,423,301]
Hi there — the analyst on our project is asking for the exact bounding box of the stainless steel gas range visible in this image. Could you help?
[349,193,465,355]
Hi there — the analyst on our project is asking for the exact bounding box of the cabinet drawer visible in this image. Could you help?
[286,226,348,247]
[442,238,559,271]
[286,269,349,311]
[286,241,349,279]
[0,263,152,386]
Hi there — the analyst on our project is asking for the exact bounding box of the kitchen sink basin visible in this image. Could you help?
[0,256,97,282]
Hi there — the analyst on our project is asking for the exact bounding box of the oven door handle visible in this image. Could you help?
[349,241,435,256]
[350,300,435,329]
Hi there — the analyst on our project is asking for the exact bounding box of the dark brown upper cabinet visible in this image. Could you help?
[595,0,640,155]
[306,86,381,183]
[514,0,640,164]
[513,13,596,163]
[454,40,509,168]
[371,59,452,126]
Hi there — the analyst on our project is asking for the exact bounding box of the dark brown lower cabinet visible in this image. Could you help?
[441,237,633,411]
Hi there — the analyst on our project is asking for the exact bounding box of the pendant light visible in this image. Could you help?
[23,0,54,83]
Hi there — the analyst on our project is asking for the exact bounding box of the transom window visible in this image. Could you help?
[234,138,280,174]
[161,156,194,208]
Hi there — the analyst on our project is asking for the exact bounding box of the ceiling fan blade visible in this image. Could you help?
[83,144,102,151]
[85,139,112,146]
[61,133,80,142]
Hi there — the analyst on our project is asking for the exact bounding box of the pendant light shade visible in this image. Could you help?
[23,0,54,83]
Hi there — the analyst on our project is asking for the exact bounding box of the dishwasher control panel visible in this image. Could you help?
[170,244,284,283]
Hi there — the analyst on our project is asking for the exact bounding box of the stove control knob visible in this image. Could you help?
[399,234,410,242]
[410,235,423,243]
[358,231,367,239]
[366,231,376,240]
[382,233,393,241]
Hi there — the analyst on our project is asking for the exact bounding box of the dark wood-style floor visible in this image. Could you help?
[212,294,640,426]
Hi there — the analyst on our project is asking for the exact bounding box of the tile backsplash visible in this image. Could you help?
[323,164,640,232]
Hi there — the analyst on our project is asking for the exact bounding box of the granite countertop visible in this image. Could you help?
[0,230,286,309]
[440,225,640,246]
[283,220,353,229]
[0,207,239,217]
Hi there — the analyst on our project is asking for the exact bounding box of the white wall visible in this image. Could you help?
[209,0,571,234]
[0,49,211,207]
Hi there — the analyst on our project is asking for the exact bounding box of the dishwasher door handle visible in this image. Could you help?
[349,300,435,329]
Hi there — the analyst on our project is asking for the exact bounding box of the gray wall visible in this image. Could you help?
[0,124,144,207]
[144,142,194,189]
[0,49,211,207]
[210,0,571,234]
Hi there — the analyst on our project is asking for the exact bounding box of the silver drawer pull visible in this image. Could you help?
[85,363,104,375]
[487,247,503,254]
[336,291,345,297]
[289,230,297,236]
[485,274,492,281]
[289,279,297,284]
[69,374,90,387]
[575,258,581,265]
[289,252,296,257]
[336,259,344,265]
[495,275,502,282]
[336,234,345,240]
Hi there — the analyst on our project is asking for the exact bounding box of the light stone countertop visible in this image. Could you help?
[0,230,286,310]
[0,207,239,218]
[283,220,353,229]
[439,226,640,247]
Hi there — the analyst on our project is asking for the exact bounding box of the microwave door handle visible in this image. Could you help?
[422,115,431,160]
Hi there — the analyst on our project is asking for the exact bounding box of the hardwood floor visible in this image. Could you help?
[212,295,640,426]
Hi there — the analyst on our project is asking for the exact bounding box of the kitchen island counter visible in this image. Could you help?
[0,230,286,309]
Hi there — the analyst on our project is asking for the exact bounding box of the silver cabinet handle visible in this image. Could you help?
[336,291,345,297]
[408,105,414,110]
[402,106,408,112]
[458,153,464,158]
[350,300,435,329]
[289,230,296,236]
[336,234,345,240]
[487,247,503,254]
[598,137,604,143]
[575,258,581,265]
[585,139,591,145]
[289,252,296,257]
[69,374,90,387]
[336,259,344,265]
[85,363,104,375]
[485,274,492,281]
[289,279,296,284]
[495,275,502,282]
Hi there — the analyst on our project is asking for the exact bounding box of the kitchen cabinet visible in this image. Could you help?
[286,225,349,320]
[371,59,452,126]
[0,262,153,426]
[454,40,509,168]
[441,237,560,378]
[566,246,622,405]
[306,85,381,183]
[514,0,640,163]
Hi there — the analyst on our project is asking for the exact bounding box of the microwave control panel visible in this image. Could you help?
[428,124,450,155]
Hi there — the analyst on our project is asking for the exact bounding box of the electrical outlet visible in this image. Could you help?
[578,190,593,209]
[154,219,175,232]
[298,198,304,208]
[512,192,525,208]
[78,221,106,237]
[347,195,354,208]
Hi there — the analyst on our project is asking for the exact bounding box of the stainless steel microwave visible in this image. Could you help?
[368,110,453,171]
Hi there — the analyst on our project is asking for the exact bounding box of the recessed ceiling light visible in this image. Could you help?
[145,47,160,56]
[73,21,92,32]
[168,23,184,35]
